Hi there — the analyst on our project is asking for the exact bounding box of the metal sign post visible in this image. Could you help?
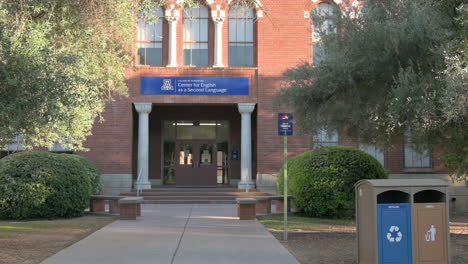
[283,136,288,240]
[278,113,293,241]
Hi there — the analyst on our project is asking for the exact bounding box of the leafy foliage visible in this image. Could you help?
[0,0,258,151]
[0,0,137,150]
[0,152,101,219]
[277,0,467,181]
[277,146,388,218]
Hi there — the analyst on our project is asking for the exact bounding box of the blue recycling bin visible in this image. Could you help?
[377,203,413,264]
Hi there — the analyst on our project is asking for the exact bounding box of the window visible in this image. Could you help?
[404,131,431,168]
[359,144,385,165]
[229,6,255,67]
[313,129,338,148]
[137,8,164,66]
[1,135,24,158]
[49,142,73,153]
[183,5,209,66]
[312,3,336,65]
[4,135,24,152]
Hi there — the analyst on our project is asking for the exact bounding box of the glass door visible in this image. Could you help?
[175,140,217,186]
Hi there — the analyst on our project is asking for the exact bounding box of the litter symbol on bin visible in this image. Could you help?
[386,225,403,243]
[425,225,437,242]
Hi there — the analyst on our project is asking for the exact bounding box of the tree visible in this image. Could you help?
[277,0,467,181]
[0,0,137,150]
[0,0,201,151]
[0,0,256,151]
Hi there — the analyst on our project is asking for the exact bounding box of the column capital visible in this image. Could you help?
[165,6,180,22]
[212,17,225,23]
[165,15,180,23]
[134,103,152,114]
[238,103,256,114]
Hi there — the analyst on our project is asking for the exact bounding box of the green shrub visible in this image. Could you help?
[66,154,102,195]
[0,152,100,219]
[277,146,388,218]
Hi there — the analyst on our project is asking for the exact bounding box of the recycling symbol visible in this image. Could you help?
[386,226,403,243]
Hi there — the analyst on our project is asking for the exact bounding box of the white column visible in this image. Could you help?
[134,103,152,189]
[238,103,256,190]
[166,13,179,68]
[213,18,225,68]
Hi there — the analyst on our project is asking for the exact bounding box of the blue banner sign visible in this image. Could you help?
[141,77,249,96]
[278,113,293,136]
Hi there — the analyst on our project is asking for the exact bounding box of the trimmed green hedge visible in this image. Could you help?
[0,152,101,219]
[278,146,388,218]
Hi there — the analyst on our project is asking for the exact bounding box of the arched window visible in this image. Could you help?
[312,3,336,65]
[229,6,255,67]
[137,8,164,66]
[183,5,209,66]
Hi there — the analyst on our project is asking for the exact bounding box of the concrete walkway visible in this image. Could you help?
[41,204,299,264]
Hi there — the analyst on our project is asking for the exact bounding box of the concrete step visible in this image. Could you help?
[120,188,273,205]
[141,200,237,204]
[140,196,238,200]
[121,192,271,197]
[131,188,255,193]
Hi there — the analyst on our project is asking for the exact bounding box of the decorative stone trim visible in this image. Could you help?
[165,5,180,68]
[101,174,132,195]
[177,0,214,6]
[212,5,226,68]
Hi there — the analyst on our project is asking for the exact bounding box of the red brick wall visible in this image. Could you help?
[82,0,447,179]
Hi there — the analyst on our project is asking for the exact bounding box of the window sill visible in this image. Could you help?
[402,168,435,173]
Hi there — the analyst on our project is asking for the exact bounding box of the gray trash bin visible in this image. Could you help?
[355,179,450,264]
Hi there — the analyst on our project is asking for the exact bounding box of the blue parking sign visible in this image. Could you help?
[278,113,293,136]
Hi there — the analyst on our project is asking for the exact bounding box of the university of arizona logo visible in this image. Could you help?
[161,79,174,91]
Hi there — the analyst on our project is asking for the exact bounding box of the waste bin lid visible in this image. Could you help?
[356,179,448,188]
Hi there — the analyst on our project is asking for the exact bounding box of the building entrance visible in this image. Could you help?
[175,140,217,186]
[162,120,230,186]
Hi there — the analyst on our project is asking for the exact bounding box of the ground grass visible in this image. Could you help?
[0,215,115,238]
[257,215,355,232]
[258,214,468,264]
[0,214,116,264]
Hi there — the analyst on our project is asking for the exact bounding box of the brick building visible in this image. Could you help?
[44,0,464,210]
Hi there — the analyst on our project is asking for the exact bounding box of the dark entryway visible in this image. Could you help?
[132,104,256,187]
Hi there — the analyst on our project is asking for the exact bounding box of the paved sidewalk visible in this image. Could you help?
[41,204,299,264]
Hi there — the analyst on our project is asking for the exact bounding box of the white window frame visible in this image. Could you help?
[49,142,73,153]
[137,8,164,66]
[359,143,385,166]
[228,5,255,67]
[183,5,210,66]
[312,2,337,65]
[313,129,339,148]
[404,130,431,168]
[4,135,24,152]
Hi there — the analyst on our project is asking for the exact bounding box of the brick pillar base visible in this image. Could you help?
[120,204,137,220]
[237,203,256,220]
[136,203,141,217]
[276,199,291,213]
[256,200,271,214]
[109,200,120,214]
[90,200,105,213]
